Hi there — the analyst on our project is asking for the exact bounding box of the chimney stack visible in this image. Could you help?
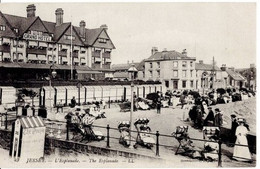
[55,8,64,26]
[79,20,86,37]
[162,48,167,52]
[100,24,108,31]
[151,47,158,55]
[27,4,36,17]
[199,60,203,64]
[182,49,187,55]
[221,64,227,71]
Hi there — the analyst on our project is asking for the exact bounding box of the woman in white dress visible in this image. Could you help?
[233,118,252,162]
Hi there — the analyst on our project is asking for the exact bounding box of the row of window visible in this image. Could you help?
[149,61,194,69]
[165,80,195,89]
[91,57,111,64]
[148,70,194,78]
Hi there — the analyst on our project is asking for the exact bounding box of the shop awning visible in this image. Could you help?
[39,42,47,47]
[28,54,37,60]
[3,52,11,59]
[95,57,101,63]
[28,41,38,46]
[73,46,80,51]
[38,55,47,61]
[80,47,86,52]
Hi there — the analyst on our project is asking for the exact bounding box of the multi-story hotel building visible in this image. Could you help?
[144,48,196,90]
[0,4,115,81]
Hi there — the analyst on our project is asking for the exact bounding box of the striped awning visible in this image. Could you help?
[38,55,47,61]
[3,38,11,44]
[62,57,68,62]
[19,116,45,129]
[74,57,79,63]
[3,52,11,59]
[106,58,111,63]
[28,54,37,60]
[28,41,38,46]
[80,58,86,63]
[39,42,47,47]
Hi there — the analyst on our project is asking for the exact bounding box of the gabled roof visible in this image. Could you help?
[226,68,245,81]
[1,11,115,48]
[112,62,140,71]
[195,63,221,71]
[3,13,38,37]
[136,59,145,71]
[146,50,195,61]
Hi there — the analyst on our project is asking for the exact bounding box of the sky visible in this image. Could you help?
[0,2,256,68]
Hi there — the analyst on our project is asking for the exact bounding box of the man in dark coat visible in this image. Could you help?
[156,97,161,114]
[204,107,215,126]
[195,105,203,129]
[214,108,223,127]
[70,96,76,108]
[229,114,238,146]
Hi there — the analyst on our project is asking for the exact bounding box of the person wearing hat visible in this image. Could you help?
[203,107,215,126]
[229,114,238,145]
[233,118,252,162]
[214,108,223,127]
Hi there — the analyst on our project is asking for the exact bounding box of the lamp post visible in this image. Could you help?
[128,63,138,148]
[46,65,57,113]
[202,71,207,95]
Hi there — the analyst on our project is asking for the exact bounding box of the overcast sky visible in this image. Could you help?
[0,2,256,68]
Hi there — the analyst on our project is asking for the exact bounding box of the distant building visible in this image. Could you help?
[195,60,223,90]
[236,64,256,90]
[221,65,246,88]
[111,61,139,80]
[0,4,115,81]
[144,48,196,90]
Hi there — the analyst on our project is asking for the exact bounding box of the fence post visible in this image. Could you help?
[5,111,8,130]
[156,131,160,156]
[108,96,111,109]
[66,120,69,140]
[218,139,222,167]
[106,124,110,148]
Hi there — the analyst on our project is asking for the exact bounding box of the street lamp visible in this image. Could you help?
[201,71,207,95]
[128,63,138,148]
[45,65,57,113]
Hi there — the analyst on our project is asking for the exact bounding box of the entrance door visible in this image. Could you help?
[173,80,178,89]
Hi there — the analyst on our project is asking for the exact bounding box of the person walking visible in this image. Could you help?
[203,107,215,126]
[229,114,239,146]
[214,108,223,127]
[156,97,161,114]
[233,118,252,162]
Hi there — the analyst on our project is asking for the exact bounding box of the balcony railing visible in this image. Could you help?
[26,48,47,55]
[0,45,11,52]
[92,51,101,57]
[102,52,111,58]
[58,51,67,57]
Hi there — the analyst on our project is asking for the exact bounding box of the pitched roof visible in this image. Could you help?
[112,62,140,70]
[195,63,221,71]
[136,59,145,71]
[226,69,245,81]
[146,50,195,61]
[1,11,115,48]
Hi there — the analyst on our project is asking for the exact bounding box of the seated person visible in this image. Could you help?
[179,132,202,159]
[202,135,219,161]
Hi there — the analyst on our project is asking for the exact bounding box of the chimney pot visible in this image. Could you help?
[199,60,203,64]
[182,49,187,55]
[151,47,158,55]
[79,20,86,37]
[26,4,36,17]
[100,24,108,31]
[55,8,64,26]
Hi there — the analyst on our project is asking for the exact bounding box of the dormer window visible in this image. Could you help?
[0,25,6,31]
[14,28,18,33]
[98,38,107,43]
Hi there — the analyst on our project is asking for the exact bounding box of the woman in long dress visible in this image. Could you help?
[233,119,252,162]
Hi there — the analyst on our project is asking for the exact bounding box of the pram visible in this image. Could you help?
[202,126,220,161]
[134,118,155,149]
[118,121,131,147]
[172,126,202,158]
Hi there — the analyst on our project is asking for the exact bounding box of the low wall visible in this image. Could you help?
[0,129,161,161]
